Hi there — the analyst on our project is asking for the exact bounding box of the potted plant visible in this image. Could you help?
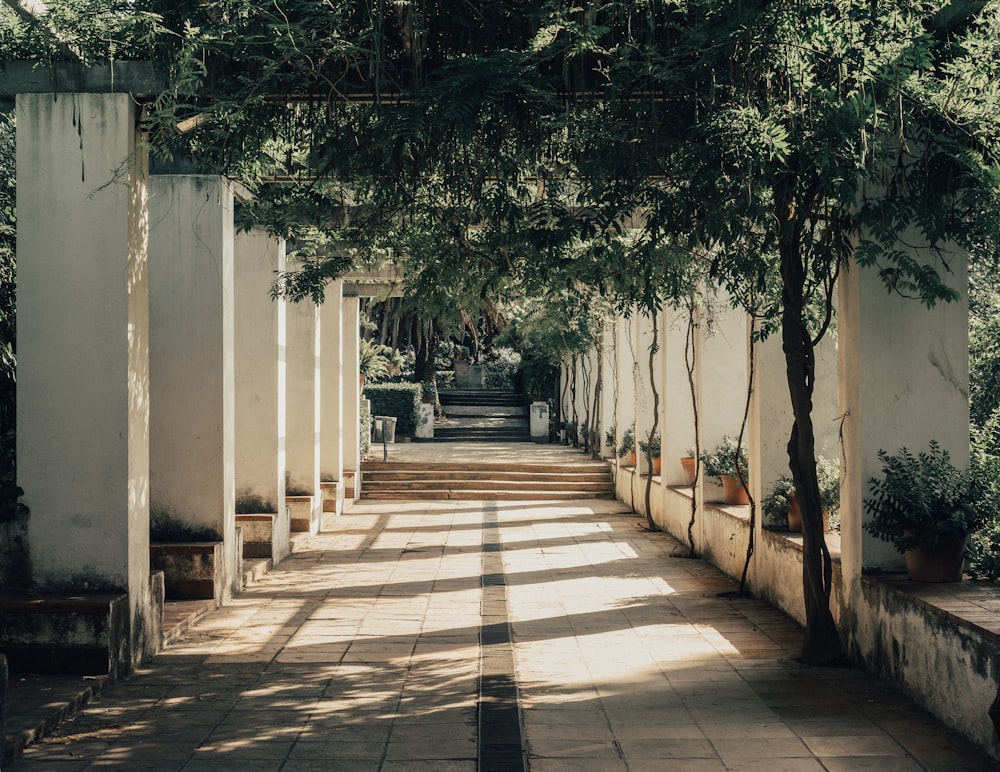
[604,426,617,457]
[863,441,985,582]
[564,421,577,446]
[762,457,840,532]
[680,449,697,486]
[639,431,662,475]
[701,436,750,505]
[617,427,636,467]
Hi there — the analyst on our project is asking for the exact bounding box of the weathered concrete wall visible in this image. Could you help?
[854,578,1000,759]
[16,94,154,659]
[149,175,239,599]
[0,518,29,592]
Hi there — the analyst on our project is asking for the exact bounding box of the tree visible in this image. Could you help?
[6,0,1000,665]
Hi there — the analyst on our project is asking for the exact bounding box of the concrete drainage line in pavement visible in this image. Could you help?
[479,503,528,772]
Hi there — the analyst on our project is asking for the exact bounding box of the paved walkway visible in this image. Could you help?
[8,494,997,770]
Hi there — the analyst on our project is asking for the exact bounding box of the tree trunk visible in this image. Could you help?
[684,298,699,557]
[414,321,439,410]
[643,311,660,532]
[779,200,845,666]
[591,341,602,460]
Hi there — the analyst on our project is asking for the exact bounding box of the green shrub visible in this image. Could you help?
[483,347,521,389]
[617,427,634,458]
[363,382,421,437]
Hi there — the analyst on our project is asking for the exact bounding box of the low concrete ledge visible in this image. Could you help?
[230,512,288,563]
[0,593,130,676]
[320,481,340,513]
[344,472,357,499]
[286,496,319,534]
[150,542,224,604]
[856,575,1000,759]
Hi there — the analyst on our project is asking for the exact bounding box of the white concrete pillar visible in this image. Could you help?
[342,296,361,500]
[234,228,288,560]
[699,293,750,484]
[286,297,322,530]
[751,328,841,519]
[662,305,698,485]
[616,314,636,456]
[16,93,157,658]
[320,280,345,516]
[634,312,657,476]
[599,323,617,458]
[148,175,239,599]
[839,254,969,579]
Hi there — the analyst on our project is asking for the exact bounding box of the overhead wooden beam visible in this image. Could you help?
[0,61,166,99]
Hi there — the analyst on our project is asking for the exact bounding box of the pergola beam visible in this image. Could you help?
[0,61,166,99]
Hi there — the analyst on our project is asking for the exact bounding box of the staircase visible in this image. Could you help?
[435,389,530,442]
[360,460,614,500]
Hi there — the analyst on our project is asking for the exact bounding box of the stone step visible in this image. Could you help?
[441,405,528,417]
[363,479,613,492]
[363,470,611,482]
[361,489,614,501]
[359,460,613,501]
[433,433,531,442]
[363,461,611,474]
[438,389,526,407]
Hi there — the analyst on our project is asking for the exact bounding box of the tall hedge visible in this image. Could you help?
[363,382,422,437]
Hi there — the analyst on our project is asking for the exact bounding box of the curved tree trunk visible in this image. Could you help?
[591,343,602,459]
[779,195,845,666]
[643,311,660,532]
[684,299,700,557]
[737,315,758,596]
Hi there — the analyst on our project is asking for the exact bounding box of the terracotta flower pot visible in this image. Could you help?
[652,456,661,476]
[680,456,696,486]
[629,451,637,468]
[786,495,830,533]
[721,474,750,505]
[902,530,969,582]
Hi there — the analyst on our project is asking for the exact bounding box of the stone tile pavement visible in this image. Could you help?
[6,497,997,770]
